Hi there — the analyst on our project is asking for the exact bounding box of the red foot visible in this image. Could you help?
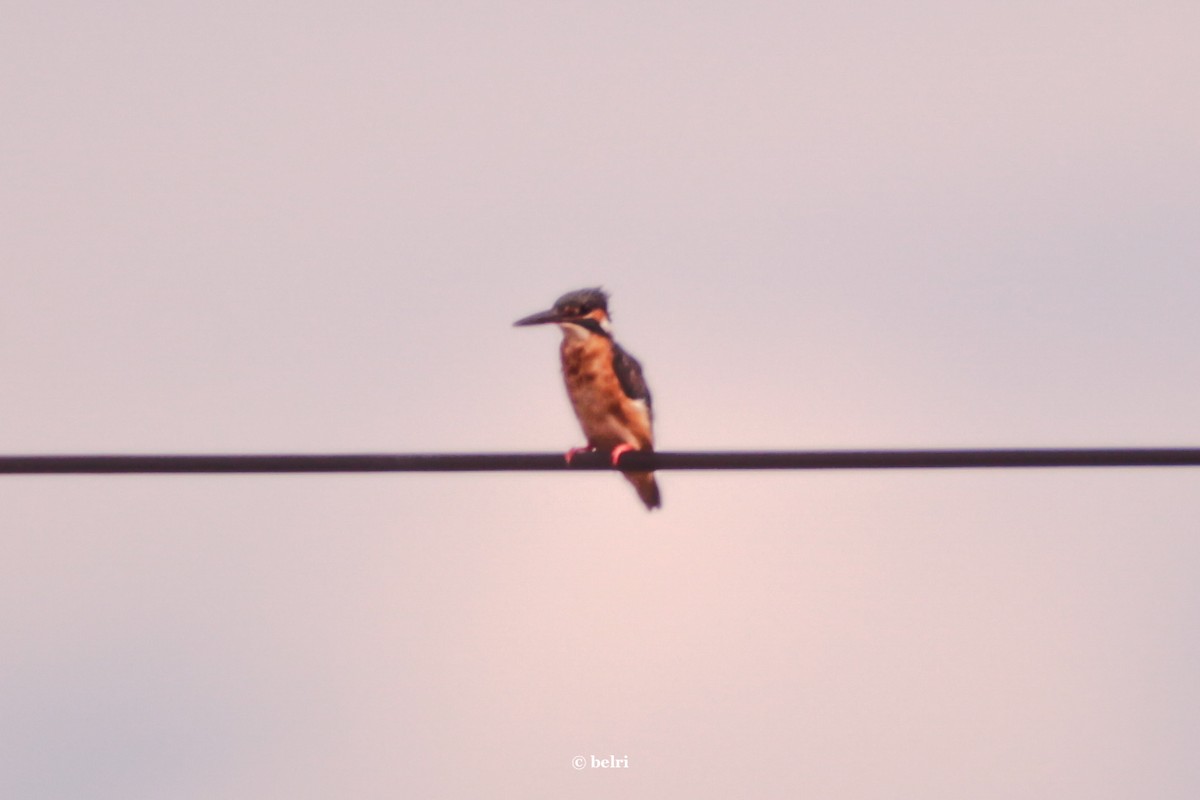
[565,446,594,465]
[610,443,636,466]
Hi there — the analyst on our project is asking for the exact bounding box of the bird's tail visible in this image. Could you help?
[624,472,662,511]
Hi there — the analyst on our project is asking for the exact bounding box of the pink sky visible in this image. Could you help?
[3,1,1199,797]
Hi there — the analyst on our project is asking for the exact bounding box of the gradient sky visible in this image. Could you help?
[3,2,1199,798]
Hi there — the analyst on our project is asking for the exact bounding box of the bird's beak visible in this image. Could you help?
[513,308,564,327]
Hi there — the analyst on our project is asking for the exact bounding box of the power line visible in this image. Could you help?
[1,448,1199,475]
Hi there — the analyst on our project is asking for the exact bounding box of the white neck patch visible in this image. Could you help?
[558,315,612,340]
[558,321,593,341]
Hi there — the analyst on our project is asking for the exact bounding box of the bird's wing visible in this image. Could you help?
[612,343,652,411]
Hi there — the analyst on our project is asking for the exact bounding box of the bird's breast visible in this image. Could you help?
[559,335,652,449]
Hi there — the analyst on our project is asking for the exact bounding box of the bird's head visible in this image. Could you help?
[514,287,612,337]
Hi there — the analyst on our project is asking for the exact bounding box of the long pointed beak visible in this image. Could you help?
[513,308,563,327]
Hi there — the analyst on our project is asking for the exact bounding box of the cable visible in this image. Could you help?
[1,448,1199,474]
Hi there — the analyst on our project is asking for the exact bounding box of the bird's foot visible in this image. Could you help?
[564,446,595,465]
[610,443,636,467]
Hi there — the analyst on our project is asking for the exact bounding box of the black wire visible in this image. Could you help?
[1,448,1199,474]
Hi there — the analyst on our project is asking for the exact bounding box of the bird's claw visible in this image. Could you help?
[610,443,636,466]
[565,444,638,466]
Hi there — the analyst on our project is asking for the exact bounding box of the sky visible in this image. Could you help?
[2,1,1199,797]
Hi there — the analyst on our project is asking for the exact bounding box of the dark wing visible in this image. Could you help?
[612,343,652,412]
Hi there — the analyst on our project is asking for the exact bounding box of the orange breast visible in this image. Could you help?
[560,334,653,450]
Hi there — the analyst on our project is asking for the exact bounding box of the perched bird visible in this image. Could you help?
[514,287,661,510]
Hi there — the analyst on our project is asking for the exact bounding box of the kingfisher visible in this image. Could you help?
[514,287,661,510]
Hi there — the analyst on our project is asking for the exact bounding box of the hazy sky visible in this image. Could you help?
[3,1,1198,797]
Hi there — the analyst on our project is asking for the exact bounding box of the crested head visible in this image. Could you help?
[551,287,609,318]
[513,286,613,337]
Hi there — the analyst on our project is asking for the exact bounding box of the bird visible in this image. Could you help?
[514,287,661,510]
